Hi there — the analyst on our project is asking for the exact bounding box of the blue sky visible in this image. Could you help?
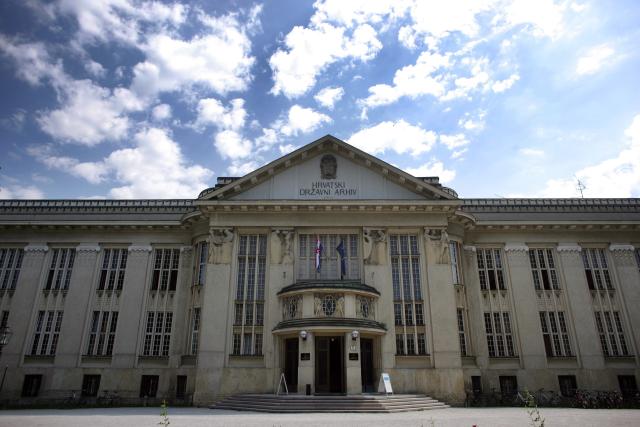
[1,0,639,199]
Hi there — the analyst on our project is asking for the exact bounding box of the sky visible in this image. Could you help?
[0,0,639,200]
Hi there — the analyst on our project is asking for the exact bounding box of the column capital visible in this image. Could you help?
[76,243,101,253]
[504,243,529,253]
[463,245,476,252]
[128,244,153,253]
[557,243,582,253]
[609,243,635,252]
[24,243,49,252]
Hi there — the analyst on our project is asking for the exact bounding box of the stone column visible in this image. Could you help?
[171,246,193,366]
[194,227,234,404]
[557,244,604,371]
[56,243,100,367]
[608,244,640,356]
[2,244,48,396]
[344,331,362,394]
[423,228,461,369]
[268,228,295,388]
[112,244,152,368]
[504,243,546,369]
[463,245,490,368]
[362,228,393,370]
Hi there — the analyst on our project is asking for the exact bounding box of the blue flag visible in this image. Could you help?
[336,240,346,278]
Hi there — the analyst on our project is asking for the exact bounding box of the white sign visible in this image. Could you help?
[378,372,393,394]
[298,181,358,198]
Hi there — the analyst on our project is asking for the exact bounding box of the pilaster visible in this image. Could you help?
[608,244,640,357]
[462,245,489,367]
[557,244,604,370]
[56,244,100,367]
[503,244,546,369]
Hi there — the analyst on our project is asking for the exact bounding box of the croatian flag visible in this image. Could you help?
[315,235,323,272]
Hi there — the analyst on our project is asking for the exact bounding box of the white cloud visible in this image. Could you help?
[0,36,64,86]
[576,44,615,76]
[0,184,44,199]
[278,105,332,137]
[227,160,260,176]
[194,98,246,131]
[151,103,172,121]
[492,73,520,93]
[458,110,486,131]
[405,160,456,184]
[538,114,640,197]
[501,0,566,39]
[37,80,138,145]
[519,147,545,157]
[29,128,214,198]
[279,144,298,155]
[440,134,470,150]
[269,22,381,98]
[314,86,345,109]
[348,120,436,156]
[214,130,253,160]
[84,59,106,78]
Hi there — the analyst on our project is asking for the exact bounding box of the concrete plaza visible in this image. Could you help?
[0,407,639,427]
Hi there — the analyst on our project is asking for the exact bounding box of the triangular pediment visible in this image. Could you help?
[199,135,456,201]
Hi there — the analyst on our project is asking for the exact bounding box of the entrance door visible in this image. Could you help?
[360,338,375,392]
[315,336,344,394]
[284,338,299,393]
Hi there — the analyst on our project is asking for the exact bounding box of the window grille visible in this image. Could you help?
[457,308,468,356]
[390,235,427,355]
[30,310,63,355]
[142,311,172,356]
[86,311,118,356]
[582,248,613,290]
[539,311,572,357]
[529,249,559,290]
[0,248,23,290]
[194,242,208,286]
[476,248,505,290]
[449,241,463,285]
[297,234,359,280]
[151,249,180,291]
[594,311,630,356]
[45,249,75,291]
[190,308,200,355]
[484,311,516,357]
[98,249,127,291]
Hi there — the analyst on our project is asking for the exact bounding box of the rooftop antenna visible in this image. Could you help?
[575,176,586,198]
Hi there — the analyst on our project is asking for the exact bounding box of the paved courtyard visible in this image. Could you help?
[0,407,639,427]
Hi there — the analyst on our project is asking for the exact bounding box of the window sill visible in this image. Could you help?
[604,356,635,365]
[137,355,169,366]
[546,356,577,367]
[487,357,520,368]
[42,289,68,297]
[23,355,55,364]
[96,290,122,297]
[81,355,113,364]
[0,289,15,297]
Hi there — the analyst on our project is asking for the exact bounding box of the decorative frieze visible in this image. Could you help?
[609,244,635,252]
[504,243,529,252]
[609,244,637,266]
[556,244,582,253]
[76,243,101,253]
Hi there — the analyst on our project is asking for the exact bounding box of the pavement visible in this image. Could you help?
[0,406,639,427]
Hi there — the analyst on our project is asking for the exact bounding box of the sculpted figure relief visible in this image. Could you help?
[363,228,386,265]
[271,229,294,264]
[320,154,337,179]
[208,227,234,264]
[424,228,450,264]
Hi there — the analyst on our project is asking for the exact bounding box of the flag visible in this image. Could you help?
[336,239,346,279]
[315,235,323,272]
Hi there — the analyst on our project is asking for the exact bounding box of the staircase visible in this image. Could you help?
[211,393,449,413]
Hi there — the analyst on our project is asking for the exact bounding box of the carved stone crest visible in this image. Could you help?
[363,228,386,265]
[208,227,234,264]
[320,154,337,179]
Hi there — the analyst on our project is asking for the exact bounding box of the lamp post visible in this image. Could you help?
[0,325,12,394]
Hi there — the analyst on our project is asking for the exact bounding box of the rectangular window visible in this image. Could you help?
[45,248,75,291]
[151,249,180,291]
[233,235,266,356]
[0,248,24,290]
[98,249,128,291]
[484,311,516,357]
[190,307,200,355]
[618,375,638,398]
[194,242,208,286]
[81,375,101,397]
[142,311,172,356]
[297,234,359,280]
[558,375,577,397]
[140,375,159,398]
[417,333,427,355]
[595,311,630,357]
[390,235,427,356]
[176,375,187,399]
[476,248,505,290]
[539,311,572,357]
[30,310,63,356]
[0,311,7,355]
[21,374,42,397]
[582,248,613,290]
[499,376,518,396]
[457,308,468,356]
[529,249,559,290]
[449,241,463,285]
[86,311,118,356]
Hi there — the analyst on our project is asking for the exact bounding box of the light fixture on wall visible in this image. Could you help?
[351,330,359,341]
[300,330,308,341]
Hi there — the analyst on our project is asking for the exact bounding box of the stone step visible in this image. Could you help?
[211,394,449,413]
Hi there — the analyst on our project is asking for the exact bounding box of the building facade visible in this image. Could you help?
[0,135,639,405]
